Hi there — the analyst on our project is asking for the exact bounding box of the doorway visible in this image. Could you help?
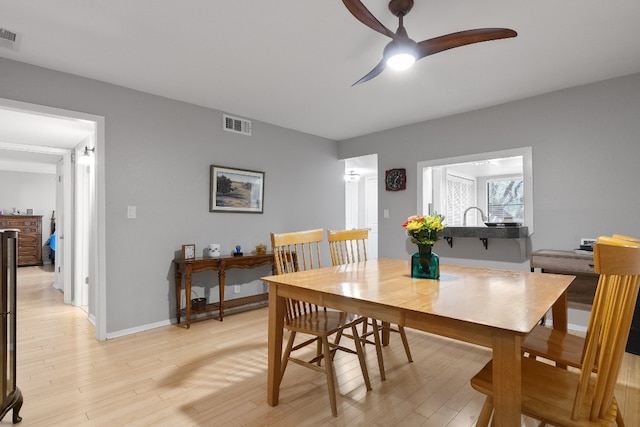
[0,97,106,341]
[344,154,378,258]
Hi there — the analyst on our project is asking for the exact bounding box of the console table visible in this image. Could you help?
[530,249,597,308]
[174,253,275,328]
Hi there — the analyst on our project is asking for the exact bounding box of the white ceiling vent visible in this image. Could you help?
[223,114,251,136]
[0,28,21,51]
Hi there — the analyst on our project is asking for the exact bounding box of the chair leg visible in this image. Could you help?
[351,324,372,391]
[370,319,386,381]
[397,326,413,363]
[332,328,344,361]
[316,336,323,366]
[321,336,339,417]
[281,331,296,380]
[616,408,625,427]
[362,318,369,336]
[476,396,493,427]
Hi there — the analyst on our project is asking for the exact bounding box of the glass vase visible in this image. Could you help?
[411,244,440,279]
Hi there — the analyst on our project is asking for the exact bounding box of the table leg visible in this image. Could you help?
[175,270,182,324]
[267,285,285,407]
[185,270,192,329]
[491,332,522,427]
[218,269,225,321]
[381,321,391,346]
[552,290,568,333]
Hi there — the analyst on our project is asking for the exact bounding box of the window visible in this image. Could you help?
[446,173,476,226]
[487,178,524,222]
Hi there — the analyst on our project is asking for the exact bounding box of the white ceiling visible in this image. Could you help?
[1,0,640,149]
[0,107,96,172]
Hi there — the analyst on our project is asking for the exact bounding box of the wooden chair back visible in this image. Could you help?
[612,233,640,243]
[572,237,640,421]
[271,229,326,323]
[327,228,368,266]
[270,229,323,274]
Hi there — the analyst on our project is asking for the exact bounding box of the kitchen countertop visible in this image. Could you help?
[440,226,529,239]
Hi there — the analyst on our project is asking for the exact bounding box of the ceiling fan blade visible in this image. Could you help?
[352,59,386,86]
[416,28,517,59]
[342,0,396,39]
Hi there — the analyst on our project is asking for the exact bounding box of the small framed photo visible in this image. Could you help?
[182,244,196,260]
[210,165,265,213]
[26,209,34,215]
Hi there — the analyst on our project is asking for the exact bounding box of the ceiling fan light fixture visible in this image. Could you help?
[384,39,418,71]
[387,52,415,71]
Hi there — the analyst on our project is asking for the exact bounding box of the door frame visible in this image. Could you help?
[344,154,378,258]
[0,97,107,341]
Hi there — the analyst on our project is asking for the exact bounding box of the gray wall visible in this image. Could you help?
[0,58,344,334]
[339,73,640,268]
[4,55,640,334]
[0,170,56,262]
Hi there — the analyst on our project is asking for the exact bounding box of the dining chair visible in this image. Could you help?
[270,229,372,417]
[612,233,640,243]
[521,235,640,426]
[326,228,413,381]
[470,238,640,426]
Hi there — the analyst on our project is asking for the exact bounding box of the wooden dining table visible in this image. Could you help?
[262,258,574,426]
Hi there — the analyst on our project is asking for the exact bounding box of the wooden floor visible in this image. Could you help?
[7,266,639,426]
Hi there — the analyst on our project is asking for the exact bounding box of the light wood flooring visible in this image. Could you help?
[7,266,639,426]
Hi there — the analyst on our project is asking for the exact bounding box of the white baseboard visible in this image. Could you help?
[106,318,173,340]
[104,302,269,340]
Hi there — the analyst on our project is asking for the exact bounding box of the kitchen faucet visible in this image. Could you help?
[463,206,487,226]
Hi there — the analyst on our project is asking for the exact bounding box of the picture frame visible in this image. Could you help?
[210,165,265,213]
[26,209,34,215]
[182,244,196,260]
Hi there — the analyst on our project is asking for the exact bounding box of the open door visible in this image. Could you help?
[55,155,74,303]
[74,141,92,309]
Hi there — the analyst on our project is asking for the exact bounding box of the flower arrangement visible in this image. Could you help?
[402,213,446,245]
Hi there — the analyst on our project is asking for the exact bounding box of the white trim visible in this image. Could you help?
[62,150,73,304]
[0,141,67,155]
[106,319,173,340]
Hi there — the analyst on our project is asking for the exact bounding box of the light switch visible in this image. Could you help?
[127,206,136,219]
[383,209,390,219]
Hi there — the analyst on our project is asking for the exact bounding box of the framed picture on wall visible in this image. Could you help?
[210,165,265,213]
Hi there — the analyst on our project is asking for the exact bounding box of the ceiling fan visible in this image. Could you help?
[343,0,517,85]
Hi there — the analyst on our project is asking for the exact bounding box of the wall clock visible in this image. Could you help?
[385,168,406,191]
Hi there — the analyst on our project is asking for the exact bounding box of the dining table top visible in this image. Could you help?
[262,258,574,335]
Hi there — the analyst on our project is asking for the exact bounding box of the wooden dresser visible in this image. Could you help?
[0,215,43,267]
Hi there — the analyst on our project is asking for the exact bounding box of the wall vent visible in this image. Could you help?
[223,114,251,136]
[0,28,21,51]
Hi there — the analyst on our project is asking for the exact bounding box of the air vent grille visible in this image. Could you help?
[0,28,21,51]
[223,114,251,136]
